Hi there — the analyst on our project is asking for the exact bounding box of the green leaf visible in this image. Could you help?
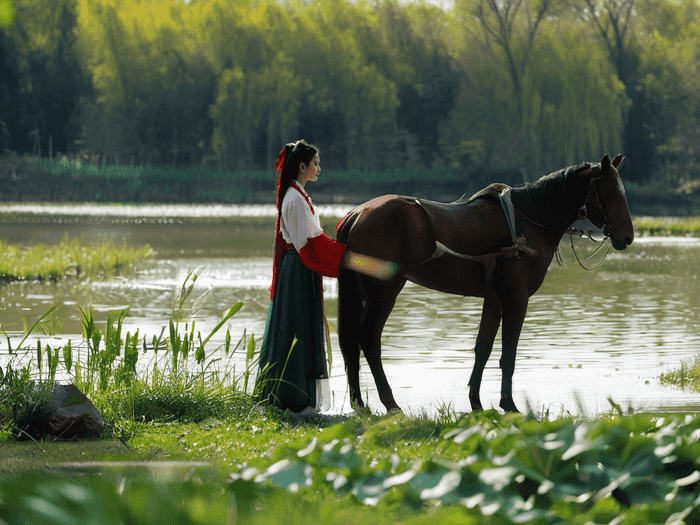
[201,302,243,348]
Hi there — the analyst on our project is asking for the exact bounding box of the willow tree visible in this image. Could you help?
[470,0,558,120]
[572,0,695,181]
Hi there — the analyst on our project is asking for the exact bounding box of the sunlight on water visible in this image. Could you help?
[1,202,355,219]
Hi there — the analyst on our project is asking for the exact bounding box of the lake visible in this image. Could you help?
[1,203,700,417]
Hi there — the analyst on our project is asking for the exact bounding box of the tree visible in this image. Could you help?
[1,0,89,156]
[574,0,694,181]
[470,0,558,120]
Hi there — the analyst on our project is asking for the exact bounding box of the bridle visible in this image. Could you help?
[571,164,612,239]
[566,165,616,270]
[515,163,616,270]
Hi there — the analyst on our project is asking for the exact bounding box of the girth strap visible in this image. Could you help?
[499,188,517,242]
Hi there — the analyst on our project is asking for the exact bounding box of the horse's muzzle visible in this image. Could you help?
[612,236,633,250]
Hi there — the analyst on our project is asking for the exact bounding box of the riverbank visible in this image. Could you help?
[2,154,699,215]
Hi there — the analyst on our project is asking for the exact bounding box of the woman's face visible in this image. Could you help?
[297,154,321,185]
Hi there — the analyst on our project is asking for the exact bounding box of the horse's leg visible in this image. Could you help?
[468,295,502,411]
[337,269,365,408]
[498,294,529,413]
[359,276,406,412]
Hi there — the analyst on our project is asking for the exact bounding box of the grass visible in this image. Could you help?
[0,236,154,282]
[633,216,700,236]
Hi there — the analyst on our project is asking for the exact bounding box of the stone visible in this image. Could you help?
[45,383,104,440]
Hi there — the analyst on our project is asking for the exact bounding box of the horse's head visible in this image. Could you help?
[578,154,634,250]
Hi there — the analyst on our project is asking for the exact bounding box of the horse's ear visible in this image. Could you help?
[600,154,611,170]
[612,154,623,168]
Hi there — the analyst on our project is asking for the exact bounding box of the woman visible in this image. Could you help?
[255,140,348,415]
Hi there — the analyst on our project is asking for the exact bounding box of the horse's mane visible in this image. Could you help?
[509,162,596,220]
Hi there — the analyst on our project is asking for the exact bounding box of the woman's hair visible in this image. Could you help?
[277,139,319,212]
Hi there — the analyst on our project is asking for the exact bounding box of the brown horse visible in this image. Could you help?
[336,154,634,413]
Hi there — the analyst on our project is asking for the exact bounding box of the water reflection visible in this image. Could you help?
[1,206,700,416]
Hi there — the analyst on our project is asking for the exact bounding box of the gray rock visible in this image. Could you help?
[45,383,104,440]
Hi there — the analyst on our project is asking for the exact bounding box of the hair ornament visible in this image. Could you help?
[275,148,287,172]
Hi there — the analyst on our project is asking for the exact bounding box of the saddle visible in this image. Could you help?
[422,182,538,287]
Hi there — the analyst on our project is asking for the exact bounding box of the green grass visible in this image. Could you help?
[0,236,154,282]
[633,216,700,236]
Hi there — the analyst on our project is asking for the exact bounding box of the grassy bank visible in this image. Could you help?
[0,237,154,282]
[2,409,700,524]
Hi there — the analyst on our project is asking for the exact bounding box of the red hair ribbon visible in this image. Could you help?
[275,148,286,172]
[271,146,289,300]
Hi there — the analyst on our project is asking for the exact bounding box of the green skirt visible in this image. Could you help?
[255,252,328,411]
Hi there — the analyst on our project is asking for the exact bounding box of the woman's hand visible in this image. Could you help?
[341,251,399,281]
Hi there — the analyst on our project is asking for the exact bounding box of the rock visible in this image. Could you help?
[45,383,104,440]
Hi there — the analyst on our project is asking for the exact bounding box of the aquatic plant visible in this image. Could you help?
[660,354,700,391]
[0,237,154,282]
[0,270,256,435]
[2,410,700,524]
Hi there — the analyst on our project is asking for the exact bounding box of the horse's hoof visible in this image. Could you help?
[499,399,521,413]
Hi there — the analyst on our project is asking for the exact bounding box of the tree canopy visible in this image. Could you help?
[1,0,699,183]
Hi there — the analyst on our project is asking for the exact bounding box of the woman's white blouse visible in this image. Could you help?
[280,181,323,251]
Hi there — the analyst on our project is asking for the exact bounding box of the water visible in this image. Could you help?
[2,204,700,416]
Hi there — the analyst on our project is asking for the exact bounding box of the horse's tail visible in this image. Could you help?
[336,208,365,389]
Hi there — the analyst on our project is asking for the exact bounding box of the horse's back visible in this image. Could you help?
[337,195,437,265]
[337,192,512,272]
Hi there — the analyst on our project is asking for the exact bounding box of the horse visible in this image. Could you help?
[336,154,634,414]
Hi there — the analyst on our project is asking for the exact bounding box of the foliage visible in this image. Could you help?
[1,0,699,184]
[0,0,15,27]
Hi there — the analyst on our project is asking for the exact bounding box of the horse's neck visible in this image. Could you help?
[512,171,586,245]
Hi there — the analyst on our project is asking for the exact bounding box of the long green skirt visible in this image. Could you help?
[255,252,328,411]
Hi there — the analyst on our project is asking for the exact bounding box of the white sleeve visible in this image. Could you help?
[281,191,324,252]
